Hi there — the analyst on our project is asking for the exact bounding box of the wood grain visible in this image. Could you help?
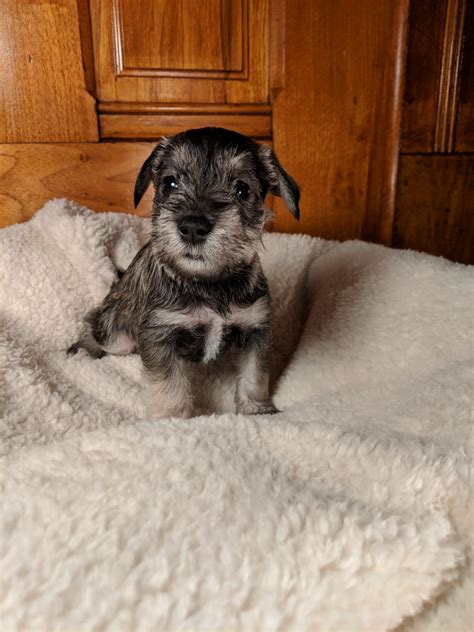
[0,0,98,142]
[271,0,409,245]
[0,143,156,227]
[90,0,269,106]
[393,155,474,264]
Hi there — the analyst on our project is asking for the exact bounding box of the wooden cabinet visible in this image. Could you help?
[0,0,473,263]
[394,0,473,264]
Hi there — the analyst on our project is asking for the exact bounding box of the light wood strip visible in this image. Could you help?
[99,113,272,139]
[98,103,271,114]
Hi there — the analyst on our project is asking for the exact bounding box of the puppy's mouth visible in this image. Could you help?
[180,241,207,261]
[183,252,204,261]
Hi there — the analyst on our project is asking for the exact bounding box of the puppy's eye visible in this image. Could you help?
[236,180,250,200]
[163,176,178,192]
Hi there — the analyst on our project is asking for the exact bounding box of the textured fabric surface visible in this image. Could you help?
[0,199,472,631]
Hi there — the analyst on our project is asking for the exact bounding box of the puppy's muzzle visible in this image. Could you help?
[178,215,213,245]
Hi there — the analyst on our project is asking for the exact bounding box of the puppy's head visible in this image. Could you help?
[134,127,300,279]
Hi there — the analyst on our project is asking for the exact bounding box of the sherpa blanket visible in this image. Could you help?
[0,199,472,632]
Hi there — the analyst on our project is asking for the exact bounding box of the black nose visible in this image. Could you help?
[178,215,212,245]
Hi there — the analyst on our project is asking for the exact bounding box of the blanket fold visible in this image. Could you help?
[1,199,472,631]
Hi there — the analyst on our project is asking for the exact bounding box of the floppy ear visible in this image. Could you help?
[133,137,170,208]
[257,144,300,220]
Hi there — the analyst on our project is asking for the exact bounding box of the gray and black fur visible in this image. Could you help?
[69,127,300,418]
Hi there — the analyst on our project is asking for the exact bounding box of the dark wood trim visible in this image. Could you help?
[434,0,467,152]
[76,0,96,97]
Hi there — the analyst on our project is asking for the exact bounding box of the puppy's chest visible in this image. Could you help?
[153,300,268,363]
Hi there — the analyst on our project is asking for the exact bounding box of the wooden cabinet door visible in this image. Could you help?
[89,0,271,139]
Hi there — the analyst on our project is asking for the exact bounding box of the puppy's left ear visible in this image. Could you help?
[258,145,300,220]
[134,137,170,208]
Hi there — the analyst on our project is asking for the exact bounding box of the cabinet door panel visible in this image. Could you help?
[90,0,269,105]
[120,0,244,74]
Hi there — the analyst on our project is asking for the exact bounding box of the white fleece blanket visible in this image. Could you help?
[0,199,472,632]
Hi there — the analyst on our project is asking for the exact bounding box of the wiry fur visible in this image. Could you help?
[69,127,300,418]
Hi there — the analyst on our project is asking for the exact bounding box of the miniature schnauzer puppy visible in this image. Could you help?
[69,127,300,418]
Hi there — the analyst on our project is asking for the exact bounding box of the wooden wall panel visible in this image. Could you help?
[272,0,409,244]
[393,155,474,264]
[0,143,156,227]
[0,0,98,143]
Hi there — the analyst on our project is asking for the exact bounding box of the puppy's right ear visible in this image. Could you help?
[257,144,300,220]
[133,137,170,208]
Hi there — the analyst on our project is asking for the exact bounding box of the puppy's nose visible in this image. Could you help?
[178,215,212,245]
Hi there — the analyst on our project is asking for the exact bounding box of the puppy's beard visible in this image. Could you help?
[152,209,261,279]
[176,252,220,277]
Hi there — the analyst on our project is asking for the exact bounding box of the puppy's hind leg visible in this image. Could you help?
[67,306,108,358]
[68,305,134,358]
[67,327,106,359]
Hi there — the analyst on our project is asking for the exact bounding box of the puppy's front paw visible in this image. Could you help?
[236,400,279,416]
[144,400,193,420]
[144,387,193,420]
